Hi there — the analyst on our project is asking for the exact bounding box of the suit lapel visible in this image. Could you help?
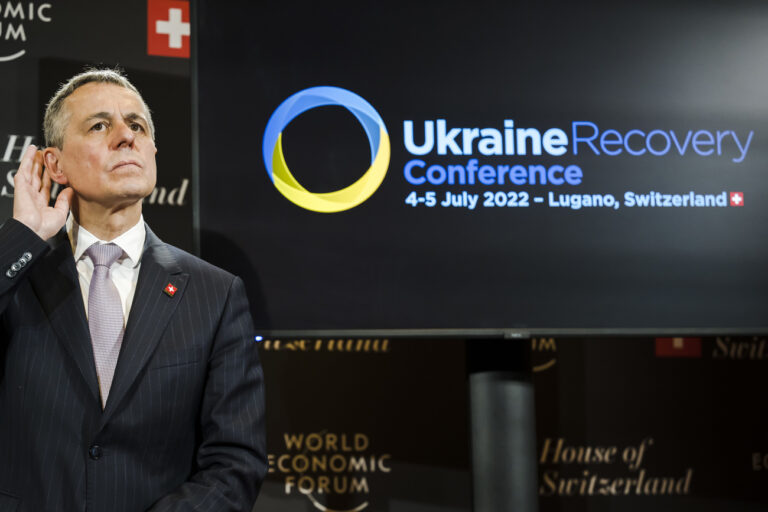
[102,225,188,420]
[28,229,101,405]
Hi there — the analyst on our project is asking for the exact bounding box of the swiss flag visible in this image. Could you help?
[655,337,702,358]
[148,0,191,58]
[729,192,744,207]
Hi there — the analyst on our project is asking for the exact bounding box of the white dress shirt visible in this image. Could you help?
[66,214,146,325]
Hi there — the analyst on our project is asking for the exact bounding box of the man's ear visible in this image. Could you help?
[43,147,68,185]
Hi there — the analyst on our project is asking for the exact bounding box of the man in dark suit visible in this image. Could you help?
[0,69,266,511]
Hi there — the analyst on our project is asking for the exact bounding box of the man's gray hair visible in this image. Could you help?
[43,68,155,148]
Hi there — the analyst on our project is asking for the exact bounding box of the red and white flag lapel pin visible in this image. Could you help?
[164,283,178,297]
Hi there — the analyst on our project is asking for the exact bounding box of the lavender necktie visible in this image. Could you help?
[86,243,125,409]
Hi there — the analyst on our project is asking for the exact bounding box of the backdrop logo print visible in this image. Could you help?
[538,437,693,497]
[268,431,391,512]
[713,336,768,360]
[1,134,36,198]
[532,337,557,372]
[143,178,189,207]
[262,86,390,213]
[0,2,53,62]
[261,338,390,353]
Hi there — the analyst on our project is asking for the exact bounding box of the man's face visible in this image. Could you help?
[47,81,157,209]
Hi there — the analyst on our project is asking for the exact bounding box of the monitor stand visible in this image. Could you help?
[468,338,538,512]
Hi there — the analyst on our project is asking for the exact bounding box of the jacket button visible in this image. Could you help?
[21,252,32,262]
[89,445,102,460]
[5,269,17,279]
[10,262,21,272]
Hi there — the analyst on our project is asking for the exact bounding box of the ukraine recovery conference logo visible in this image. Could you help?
[262,86,390,213]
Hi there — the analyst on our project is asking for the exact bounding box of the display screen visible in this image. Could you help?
[196,0,768,334]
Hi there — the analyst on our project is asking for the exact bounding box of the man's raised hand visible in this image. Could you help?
[12,145,74,240]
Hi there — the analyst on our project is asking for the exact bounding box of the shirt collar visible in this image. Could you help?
[67,213,147,267]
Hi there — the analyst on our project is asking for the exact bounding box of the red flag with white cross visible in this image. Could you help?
[655,337,702,358]
[729,192,744,207]
[148,0,191,58]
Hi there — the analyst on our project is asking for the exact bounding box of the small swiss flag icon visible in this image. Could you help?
[148,0,191,58]
[729,192,744,207]
[655,337,702,358]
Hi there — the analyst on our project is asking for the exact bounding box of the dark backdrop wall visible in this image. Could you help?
[531,336,768,512]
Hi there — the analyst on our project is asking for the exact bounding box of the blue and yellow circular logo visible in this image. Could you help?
[262,86,390,213]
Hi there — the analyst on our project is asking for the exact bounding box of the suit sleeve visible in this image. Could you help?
[147,275,267,512]
[0,218,51,315]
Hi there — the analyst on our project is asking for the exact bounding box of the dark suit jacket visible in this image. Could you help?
[0,218,266,512]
